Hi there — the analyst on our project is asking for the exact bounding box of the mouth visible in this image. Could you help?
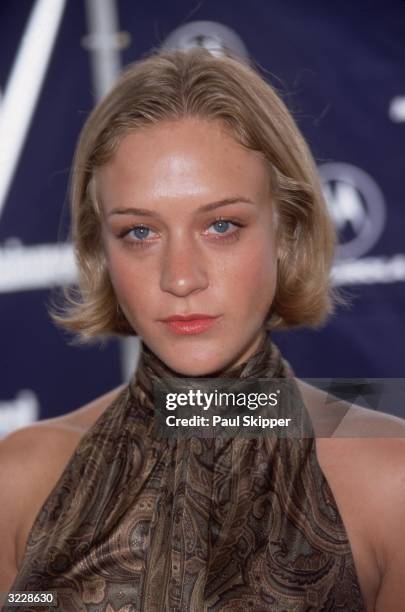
[159,314,221,335]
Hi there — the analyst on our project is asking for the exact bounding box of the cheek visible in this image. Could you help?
[241,253,276,307]
[105,249,154,316]
[215,239,277,306]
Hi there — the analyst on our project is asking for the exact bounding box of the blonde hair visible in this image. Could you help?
[50,47,345,343]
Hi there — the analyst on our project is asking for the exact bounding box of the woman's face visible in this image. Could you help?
[98,117,280,375]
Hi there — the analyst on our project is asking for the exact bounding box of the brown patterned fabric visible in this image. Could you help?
[7,333,364,611]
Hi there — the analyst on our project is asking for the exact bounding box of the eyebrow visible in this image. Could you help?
[107,196,255,218]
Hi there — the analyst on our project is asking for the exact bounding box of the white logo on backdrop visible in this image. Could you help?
[389,96,405,122]
[163,21,249,59]
[319,162,386,261]
[0,391,39,438]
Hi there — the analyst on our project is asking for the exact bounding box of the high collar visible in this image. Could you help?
[130,331,294,404]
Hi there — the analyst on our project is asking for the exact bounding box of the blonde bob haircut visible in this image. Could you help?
[50,47,345,343]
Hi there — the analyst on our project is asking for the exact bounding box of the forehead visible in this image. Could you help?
[96,117,271,211]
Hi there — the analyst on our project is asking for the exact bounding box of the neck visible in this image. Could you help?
[141,330,270,379]
[130,332,294,405]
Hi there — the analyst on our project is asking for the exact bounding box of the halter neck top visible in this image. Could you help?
[7,333,364,611]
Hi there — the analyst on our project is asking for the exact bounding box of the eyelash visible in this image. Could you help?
[118,217,245,249]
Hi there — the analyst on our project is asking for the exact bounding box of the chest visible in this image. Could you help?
[15,434,368,611]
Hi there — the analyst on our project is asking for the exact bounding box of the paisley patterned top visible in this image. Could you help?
[7,333,365,611]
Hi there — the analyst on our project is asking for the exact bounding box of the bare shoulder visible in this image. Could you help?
[0,381,127,486]
[35,381,127,433]
[0,382,126,591]
[295,377,405,436]
[296,377,405,609]
[295,376,405,496]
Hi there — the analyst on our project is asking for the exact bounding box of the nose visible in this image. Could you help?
[160,236,209,297]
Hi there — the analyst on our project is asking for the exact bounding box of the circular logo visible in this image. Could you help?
[162,21,249,60]
[318,162,386,260]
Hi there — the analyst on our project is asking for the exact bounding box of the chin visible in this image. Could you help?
[145,338,231,377]
[172,364,217,377]
[164,352,228,377]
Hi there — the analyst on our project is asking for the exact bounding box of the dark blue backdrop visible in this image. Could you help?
[1,0,404,434]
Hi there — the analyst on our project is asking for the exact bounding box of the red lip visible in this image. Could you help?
[159,314,221,335]
[160,313,218,322]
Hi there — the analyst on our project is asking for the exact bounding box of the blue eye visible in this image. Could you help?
[211,219,231,234]
[130,225,150,240]
[119,218,244,249]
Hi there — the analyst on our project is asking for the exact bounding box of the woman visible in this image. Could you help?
[1,48,405,611]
